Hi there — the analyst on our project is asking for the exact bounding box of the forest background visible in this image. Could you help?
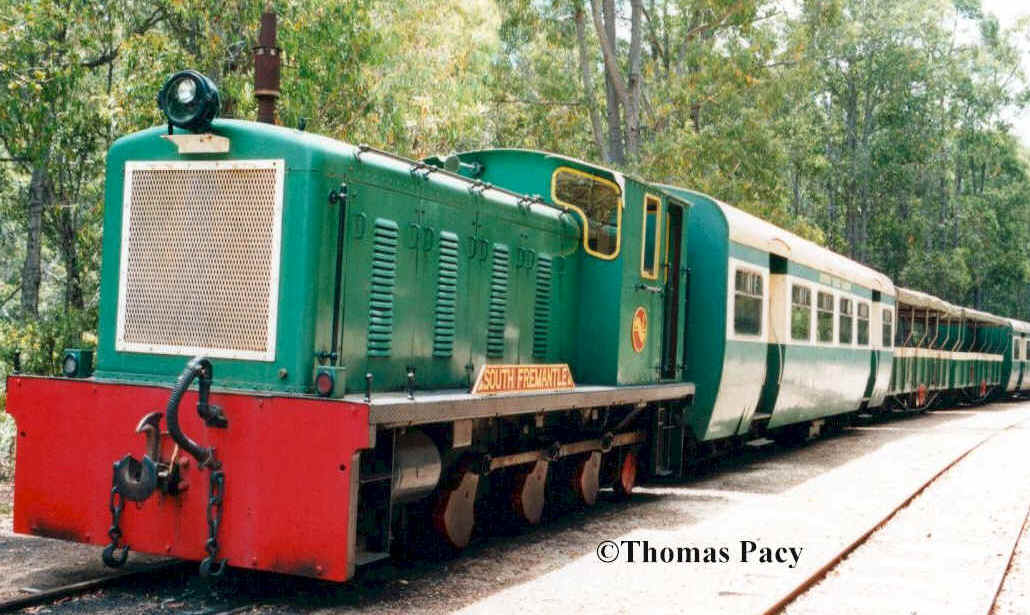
[1,0,1029,476]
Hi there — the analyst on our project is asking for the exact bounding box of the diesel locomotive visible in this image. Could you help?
[5,54,1029,582]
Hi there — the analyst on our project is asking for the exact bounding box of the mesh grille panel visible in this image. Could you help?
[117,161,284,361]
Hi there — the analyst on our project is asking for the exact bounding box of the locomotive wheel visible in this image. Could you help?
[432,469,479,549]
[571,452,602,506]
[613,450,638,498]
[512,460,549,524]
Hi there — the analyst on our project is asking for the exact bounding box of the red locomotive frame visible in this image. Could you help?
[7,376,369,581]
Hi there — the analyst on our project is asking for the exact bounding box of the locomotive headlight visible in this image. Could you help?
[157,70,220,133]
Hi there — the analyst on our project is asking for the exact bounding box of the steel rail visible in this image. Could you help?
[987,499,1030,614]
[0,560,189,613]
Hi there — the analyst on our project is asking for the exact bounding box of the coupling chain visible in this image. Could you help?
[102,466,130,567]
[200,468,227,577]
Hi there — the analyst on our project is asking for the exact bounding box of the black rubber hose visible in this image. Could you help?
[166,357,216,468]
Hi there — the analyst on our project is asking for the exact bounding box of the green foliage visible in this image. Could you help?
[0,391,11,481]
[0,0,1028,373]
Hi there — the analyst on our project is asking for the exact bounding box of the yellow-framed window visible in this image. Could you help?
[640,194,662,279]
[551,167,623,259]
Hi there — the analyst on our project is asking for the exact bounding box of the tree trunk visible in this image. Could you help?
[575,7,610,163]
[624,0,644,157]
[55,208,84,311]
[21,166,50,318]
[593,0,626,164]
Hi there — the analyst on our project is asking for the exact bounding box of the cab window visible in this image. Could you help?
[791,285,812,341]
[734,269,763,336]
[882,308,893,348]
[839,298,853,344]
[857,302,870,346]
[640,195,661,279]
[817,291,834,343]
[553,168,622,258]
[1016,339,1023,361]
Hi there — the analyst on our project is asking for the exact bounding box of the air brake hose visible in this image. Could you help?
[166,357,220,469]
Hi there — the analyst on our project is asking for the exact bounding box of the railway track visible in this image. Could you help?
[0,560,190,613]
[761,415,1030,615]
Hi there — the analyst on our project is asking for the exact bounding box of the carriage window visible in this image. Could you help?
[883,308,893,348]
[734,269,763,336]
[1025,339,1029,361]
[839,297,853,344]
[1017,339,1023,361]
[817,291,834,343]
[791,285,812,341]
[553,168,622,258]
[857,302,870,346]
[640,195,661,279]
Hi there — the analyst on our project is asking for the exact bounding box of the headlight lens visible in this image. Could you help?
[157,69,220,132]
[175,78,197,104]
[62,354,78,377]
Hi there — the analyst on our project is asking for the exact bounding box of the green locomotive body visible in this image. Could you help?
[95,122,690,396]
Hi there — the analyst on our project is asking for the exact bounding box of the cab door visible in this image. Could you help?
[660,201,688,379]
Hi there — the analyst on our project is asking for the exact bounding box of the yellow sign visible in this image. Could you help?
[472,364,575,395]
[631,307,648,353]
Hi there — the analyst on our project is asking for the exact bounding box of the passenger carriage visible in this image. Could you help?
[658,187,895,445]
[1005,319,1030,395]
[889,288,1007,409]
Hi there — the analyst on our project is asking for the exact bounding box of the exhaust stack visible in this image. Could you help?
[253,7,281,124]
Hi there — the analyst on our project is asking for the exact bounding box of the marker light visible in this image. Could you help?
[157,70,220,132]
[62,353,78,378]
[315,370,335,397]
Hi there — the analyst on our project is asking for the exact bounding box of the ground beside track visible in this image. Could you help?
[0,404,1028,614]
[781,420,1030,615]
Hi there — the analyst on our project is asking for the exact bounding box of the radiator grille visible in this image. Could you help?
[433,232,459,358]
[368,218,399,357]
[116,160,284,361]
[487,244,509,358]
[533,255,553,358]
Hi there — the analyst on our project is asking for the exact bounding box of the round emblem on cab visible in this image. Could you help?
[631,307,648,353]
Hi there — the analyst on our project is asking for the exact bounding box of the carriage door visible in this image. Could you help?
[661,202,687,379]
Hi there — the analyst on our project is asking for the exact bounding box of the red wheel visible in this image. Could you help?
[432,470,479,549]
[613,451,637,497]
[511,460,548,524]
[571,452,601,506]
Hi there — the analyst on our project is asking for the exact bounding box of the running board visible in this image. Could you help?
[354,382,696,427]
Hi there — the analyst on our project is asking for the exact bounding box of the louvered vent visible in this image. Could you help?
[433,231,459,358]
[116,160,284,361]
[487,244,509,358]
[533,255,553,358]
[368,219,399,357]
